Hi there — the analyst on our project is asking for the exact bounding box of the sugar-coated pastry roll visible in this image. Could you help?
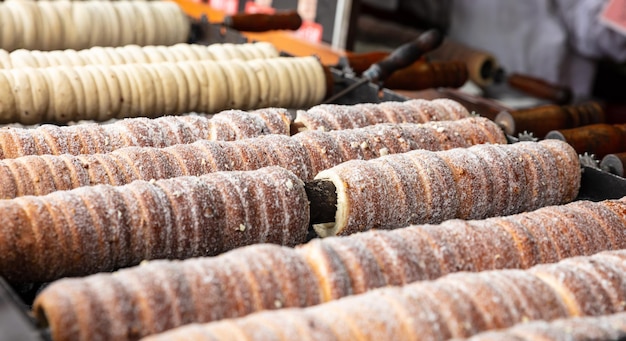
[295,116,506,177]
[31,197,626,341]
[454,311,626,341]
[0,167,309,282]
[0,117,505,199]
[0,110,291,159]
[300,198,626,299]
[140,250,626,341]
[34,244,322,341]
[0,167,308,282]
[293,98,470,131]
[314,139,580,236]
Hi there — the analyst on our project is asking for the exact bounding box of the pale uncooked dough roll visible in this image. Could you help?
[295,98,470,132]
[314,140,581,236]
[247,58,276,108]
[0,42,279,69]
[0,1,190,51]
[0,50,10,68]
[0,56,326,124]
[139,250,626,341]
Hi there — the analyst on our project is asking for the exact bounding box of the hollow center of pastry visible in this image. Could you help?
[33,305,50,328]
[312,171,346,237]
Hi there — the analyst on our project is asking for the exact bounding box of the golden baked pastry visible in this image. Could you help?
[32,197,626,341]
[0,166,309,282]
[314,139,580,236]
[0,109,291,159]
[0,117,505,199]
[455,312,626,340]
[293,98,470,132]
[139,250,626,340]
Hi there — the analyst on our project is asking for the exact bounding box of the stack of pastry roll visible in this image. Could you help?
[454,312,626,340]
[0,121,508,281]
[0,42,279,69]
[0,109,291,159]
[293,98,470,132]
[0,117,505,198]
[0,98,472,158]
[299,198,626,298]
[137,250,626,341]
[314,139,580,236]
[0,56,327,124]
[33,200,626,341]
[0,0,189,51]
[0,167,310,282]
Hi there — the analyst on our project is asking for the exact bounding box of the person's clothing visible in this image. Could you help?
[364,0,626,99]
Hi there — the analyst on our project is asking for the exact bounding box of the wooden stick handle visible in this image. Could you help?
[508,73,573,104]
[496,102,605,138]
[223,11,303,32]
[383,61,468,91]
[546,123,626,158]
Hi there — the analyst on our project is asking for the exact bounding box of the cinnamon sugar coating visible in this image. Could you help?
[34,244,321,341]
[299,198,626,297]
[457,312,626,341]
[140,250,626,341]
[0,167,309,282]
[0,110,291,159]
[294,98,470,131]
[314,140,580,236]
[0,117,504,199]
[32,197,626,341]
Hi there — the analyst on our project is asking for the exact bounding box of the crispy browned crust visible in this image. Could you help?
[31,196,626,341]
[33,244,321,341]
[0,167,309,282]
[0,117,504,199]
[142,250,626,341]
[294,98,471,131]
[314,140,580,237]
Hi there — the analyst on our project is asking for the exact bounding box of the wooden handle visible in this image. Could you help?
[383,61,468,91]
[545,123,626,158]
[495,102,605,138]
[436,88,512,120]
[428,39,498,87]
[322,65,334,100]
[508,73,573,104]
[223,11,303,32]
[343,51,391,74]
[363,29,443,84]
